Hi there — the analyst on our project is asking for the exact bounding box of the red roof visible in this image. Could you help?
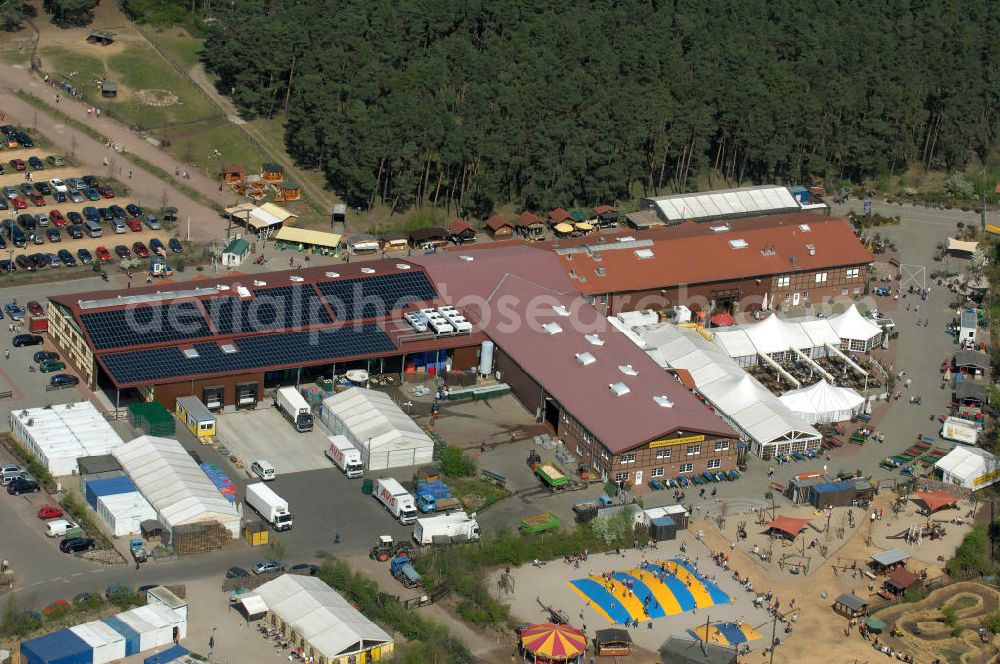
[548,208,572,223]
[486,214,513,231]
[766,515,812,539]
[552,213,873,295]
[593,205,617,214]
[518,210,542,226]
[448,218,476,235]
[914,490,959,513]
[666,368,696,390]
[887,568,920,590]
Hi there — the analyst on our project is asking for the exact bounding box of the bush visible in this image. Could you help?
[60,490,112,549]
[0,597,41,638]
[941,606,958,626]
[3,435,55,492]
[947,524,993,576]
[984,608,1000,634]
[440,445,476,478]
[902,585,929,603]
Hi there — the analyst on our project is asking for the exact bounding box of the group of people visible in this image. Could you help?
[562,551,588,566]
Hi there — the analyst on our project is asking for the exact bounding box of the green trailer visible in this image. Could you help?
[534,463,568,490]
[520,512,561,533]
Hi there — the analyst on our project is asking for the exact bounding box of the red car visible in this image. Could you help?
[97,185,115,199]
[30,193,45,207]
[126,217,142,232]
[38,505,63,520]
[95,246,112,263]
[27,301,44,317]
[13,197,26,210]
[8,158,25,171]
[49,210,67,227]
[114,245,131,259]
[132,242,150,258]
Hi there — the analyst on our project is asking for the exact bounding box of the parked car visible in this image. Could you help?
[82,175,99,188]
[37,506,64,520]
[114,245,131,259]
[49,210,66,227]
[2,186,16,200]
[49,179,68,193]
[68,190,84,203]
[35,182,52,196]
[57,249,76,267]
[83,188,101,202]
[14,255,35,271]
[27,156,44,170]
[76,248,93,264]
[4,303,24,321]
[65,177,86,191]
[29,253,48,267]
[59,538,96,554]
[82,207,99,223]
[143,213,162,230]
[0,260,13,273]
[30,193,45,207]
[8,478,41,495]
[95,246,112,263]
[19,183,36,197]
[109,205,126,220]
[8,158,25,171]
[169,238,184,253]
[16,133,34,148]
[39,360,65,374]
[66,224,84,239]
[149,238,165,254]
[33,350,59,363]
[66,211,83,225]
[125,203,143,218]
[225,566,249,579]
[26,301,44,317]
[252,560,285,575]
[0,465,26,485]
[126,217,142,232]
[13,197,27,210]
[50,374,79,388]
[290,563,320,576]
[45,155,65,167]
[12,334,43,347]
[46,228,61,243]
[98,207,113,222]
[97,185,115,199]
[132,242,150,258]
[53,190,67,203]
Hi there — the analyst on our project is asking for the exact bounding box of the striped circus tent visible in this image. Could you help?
[519,623,587,663]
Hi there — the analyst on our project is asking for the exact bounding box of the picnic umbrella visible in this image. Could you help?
[520,623,587,662]
[864,618,886,632]
[553,223,574,235]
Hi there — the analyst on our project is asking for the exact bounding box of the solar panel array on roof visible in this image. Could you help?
[81,302,211,350]
[100,326,396,385]
[205,285,332,334]
[316,272,437,321]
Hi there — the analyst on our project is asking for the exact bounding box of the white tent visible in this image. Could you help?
[96,491,157,537]
[935,446,1000,490]
[116,604,187,652]
[9,402,125,476]
[254,574,393,661]
[828,305,883,351]
[112,436,240,538]
[779,380,865,424]
[320,388,433,471]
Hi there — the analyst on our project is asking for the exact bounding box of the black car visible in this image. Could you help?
[27,156,43,170]
[33,350,59,363]
[14,255,34,271]
[53,190,67,203]
[0,260,13,273]
[67,211,83,225]
[76,248,92,263]
[46,228,61,243]
[34,182,51,196]
[98,207,113,222]
[17,214,36,231]
[29,253,48,267]
[0,125,15,137]
[67,225,84,240]
[109,205,126,220]
[0,236,5,250]
[12,334,43,347]
[169,238,184,253]
[16,132,34,148]
[126,203,143,218]
[57,249,75,267]
[60,538,95,554]
[19,183,35,196]
[7,478,40,495]
[290,563,320,576]
[82,175,99,188]
[50,374,79,388]
[225,566,249,579]
[82,207,99,223]
[149,238,165,254]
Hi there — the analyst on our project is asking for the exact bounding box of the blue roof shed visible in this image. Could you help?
[103,617,140,656]
[84,476,137,509]
[144,645,189,663]
[20,629,93,664]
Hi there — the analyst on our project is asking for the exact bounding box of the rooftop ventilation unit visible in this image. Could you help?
[618,364,638,376]
[653,395,674,408]
[728,239,749,249]
[253,280,267,286]
[542,322,563,335]
[595,267,607,276]
[220,343,238,354]
[182,348,200,359]
[236,286,252,298]
[361,267,376,274]
[216,284,231,291]
[709,224,731,233]
[289,275,304,282]
[396,263,411,270]
[585,334,605,346]
[552,305,570,317]
[459,255,474,262]
[575,352,596,366]
[325,272,340,278]
[799,224,811,232]
[591,251,602,261]
[805,243,816,256]
[790,255,799,268]
[634,248,654,259]
[760,245,776,256]
[609,382,631,397]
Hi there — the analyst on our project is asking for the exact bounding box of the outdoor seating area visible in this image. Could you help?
[879,442,950,476]
[648,469,740,491]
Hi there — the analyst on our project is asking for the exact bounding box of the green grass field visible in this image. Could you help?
[158,118,265,177]
[41,46,107,86]
[147,26,203,71]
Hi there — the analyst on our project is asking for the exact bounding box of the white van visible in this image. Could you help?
[45,519,77,537]
[250,460,276,481]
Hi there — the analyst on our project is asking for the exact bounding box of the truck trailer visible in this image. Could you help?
[275,387,313,432]
[374,477,418,524]
[325,435,364,478]
[413,512,481,545]
[245,482,294,531]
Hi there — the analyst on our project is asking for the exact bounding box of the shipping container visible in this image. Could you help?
[20,629,93,664]
[69,621,126,664]
[103,617,140,656]
[84,475,135,510]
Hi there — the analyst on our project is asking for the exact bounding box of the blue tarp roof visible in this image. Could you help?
[103,616,138,640]
[144,645,189,664]
[20,629,92,664]
[651,516,676,527]
[87,476,137,497]
[813,481,852,494]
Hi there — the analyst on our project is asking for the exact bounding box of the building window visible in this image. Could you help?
[707,459,721,470]
[841,288,848,295]
[815,272,828,283]
[853,287,861,294]
[651,467,664,477]
[592,460,602,472]
[679,463,694,473]
[847,268,860,279]
[784,294,790,303]
[776,276,790,288]
[576,445,584,455]
[601,448,610,460]
[620,453,636,464]
[715,441,730,452]
[656,448,671,459]
[686,444,701,456]
[615,472,628,482]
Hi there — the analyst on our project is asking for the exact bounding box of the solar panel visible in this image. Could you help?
[204,285,332,334]
[80,302,211,350]
[316,272,437,321]
[99,325,396,385]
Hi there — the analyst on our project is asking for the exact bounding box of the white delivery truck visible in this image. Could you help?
[413,512,481,545]
[941,416,980,445]
[374,477,418,525]
[325,435,364,478]
[275,387,313,432]
[245,482,294,531]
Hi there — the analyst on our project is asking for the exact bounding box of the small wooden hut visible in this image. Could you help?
[277,180,301,202]
[381,232,409,254]
[261,162,284,184]
[222,164,246,184]
[485,214,513,238]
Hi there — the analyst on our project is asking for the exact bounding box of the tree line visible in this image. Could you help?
[194,0,998,217]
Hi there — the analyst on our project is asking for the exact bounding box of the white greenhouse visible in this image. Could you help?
[96,491,158,537]
[9,401,125,476]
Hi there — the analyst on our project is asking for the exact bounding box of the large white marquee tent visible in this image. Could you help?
[935,446,1000,490]
[9,402,125,476]
[321,388,434,471]
[778,380,865,424]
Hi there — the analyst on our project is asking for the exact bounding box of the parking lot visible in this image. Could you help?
[216,406,332,475]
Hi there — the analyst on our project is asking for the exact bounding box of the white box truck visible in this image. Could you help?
[325,435,364,478]
[374,477,418,524]
[413,512,481,545]
[275,387,313,432]
[245,482,293,531]
[941,416,980,445]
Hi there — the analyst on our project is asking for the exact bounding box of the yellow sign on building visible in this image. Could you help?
[649,434,706,449]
